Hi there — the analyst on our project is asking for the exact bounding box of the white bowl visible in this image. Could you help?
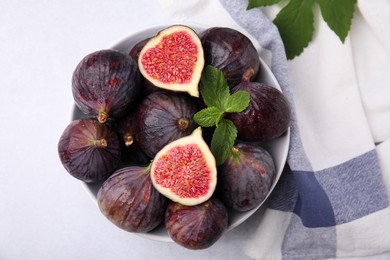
[72,24,290,242]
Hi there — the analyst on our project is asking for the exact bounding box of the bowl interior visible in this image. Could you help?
[73,24,290,242]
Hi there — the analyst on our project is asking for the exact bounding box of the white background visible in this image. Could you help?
[0,1,255,259]
[1,1,389,259]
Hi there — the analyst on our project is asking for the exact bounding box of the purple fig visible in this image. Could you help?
[217,141,275,211]
[200,27,260,88]
[165,197,228,250]
[227,68,291,141]
[97,165,167,233]
[58,118,121,183]
[135,91,198,158]
[72,49,141,123]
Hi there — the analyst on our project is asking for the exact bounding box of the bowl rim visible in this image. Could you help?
[73,22,290,243]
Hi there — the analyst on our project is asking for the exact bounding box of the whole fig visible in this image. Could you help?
[114,112,151,166]
[200,27,260,88]
[58,118,121,183]
[135,91,198,158]
[227,68,291,141]
[165,197,228,250]
[72,49,141,123]
[217,142,275,211]
[97,165,167,233]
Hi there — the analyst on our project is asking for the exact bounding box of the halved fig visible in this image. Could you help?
[150,127,217,206]
[58,118,121,183]
[72,49,141,123]
[138,25,204,97]
[129,38,161,98]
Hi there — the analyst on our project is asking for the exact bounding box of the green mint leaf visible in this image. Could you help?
[224,90,250,113]
[317,0,357,43]
[210,119,237,165]
[193,106,225,127]
[200,65,230,109]
[273,0,315,59]
[247,0,283,9]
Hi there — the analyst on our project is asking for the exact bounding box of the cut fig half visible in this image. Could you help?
[138,25,204,97]
[150,127,217,206]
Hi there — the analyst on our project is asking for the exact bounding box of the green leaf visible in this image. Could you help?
[317,0,357,43]
[210,119,237,165]
[247,0,283,9]
[273,0,315,59]
[223,91,251,113]
[200,65,230,110]
[193,106,225,127]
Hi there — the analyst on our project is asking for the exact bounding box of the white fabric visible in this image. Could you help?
[158,0,390,259]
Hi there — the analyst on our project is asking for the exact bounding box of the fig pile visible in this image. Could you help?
[58,25,291,250]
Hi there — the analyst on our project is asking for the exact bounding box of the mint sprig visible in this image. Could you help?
[194,65,250,165]
[247,0,357,59]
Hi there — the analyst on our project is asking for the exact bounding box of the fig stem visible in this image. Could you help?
[177,118,190,131]
[89,138,108,148]
[98,111,108,124]
[124,134,134,146]
[242,67,255,82]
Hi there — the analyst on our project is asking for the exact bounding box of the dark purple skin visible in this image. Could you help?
[72,49,141,123]
[97,165,167,233]
[217,142,275,211]
[200,27,260,88]
[129,38,161,97]
[165,197,228,250]
[58,118,121,183]
[114,112,151,166]
[135,91,198,158]
[227,70,291,141]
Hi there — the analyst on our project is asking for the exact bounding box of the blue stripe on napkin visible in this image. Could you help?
[219,0,389,258]
[293,171,336,227]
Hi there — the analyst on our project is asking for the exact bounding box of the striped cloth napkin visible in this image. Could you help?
[158,0,390,258]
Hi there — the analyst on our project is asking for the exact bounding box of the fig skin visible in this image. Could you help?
[200,27,260,88]
[97,165,168,233]
[227,69,291,141]
[72,49,141,123]
[165,197,228,250]
[135,91,198,158]
[58,118,121,183]
[129,38,161,98]
[216,142,275,211]
[114,112,151,166]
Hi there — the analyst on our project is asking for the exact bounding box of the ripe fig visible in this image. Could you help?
[217,142,275,211]
[165,197,228,250]
[97,165,168,233]
[129,37,150,61]
[200,27,260,88]
[129,38,160,97]
[227,68,291,141]
[135,91,198,158]
[138,25,204,97]
[72,49,141,123]
[151,127,217,206]
[114,112,151,166]
[58,118,121,183]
